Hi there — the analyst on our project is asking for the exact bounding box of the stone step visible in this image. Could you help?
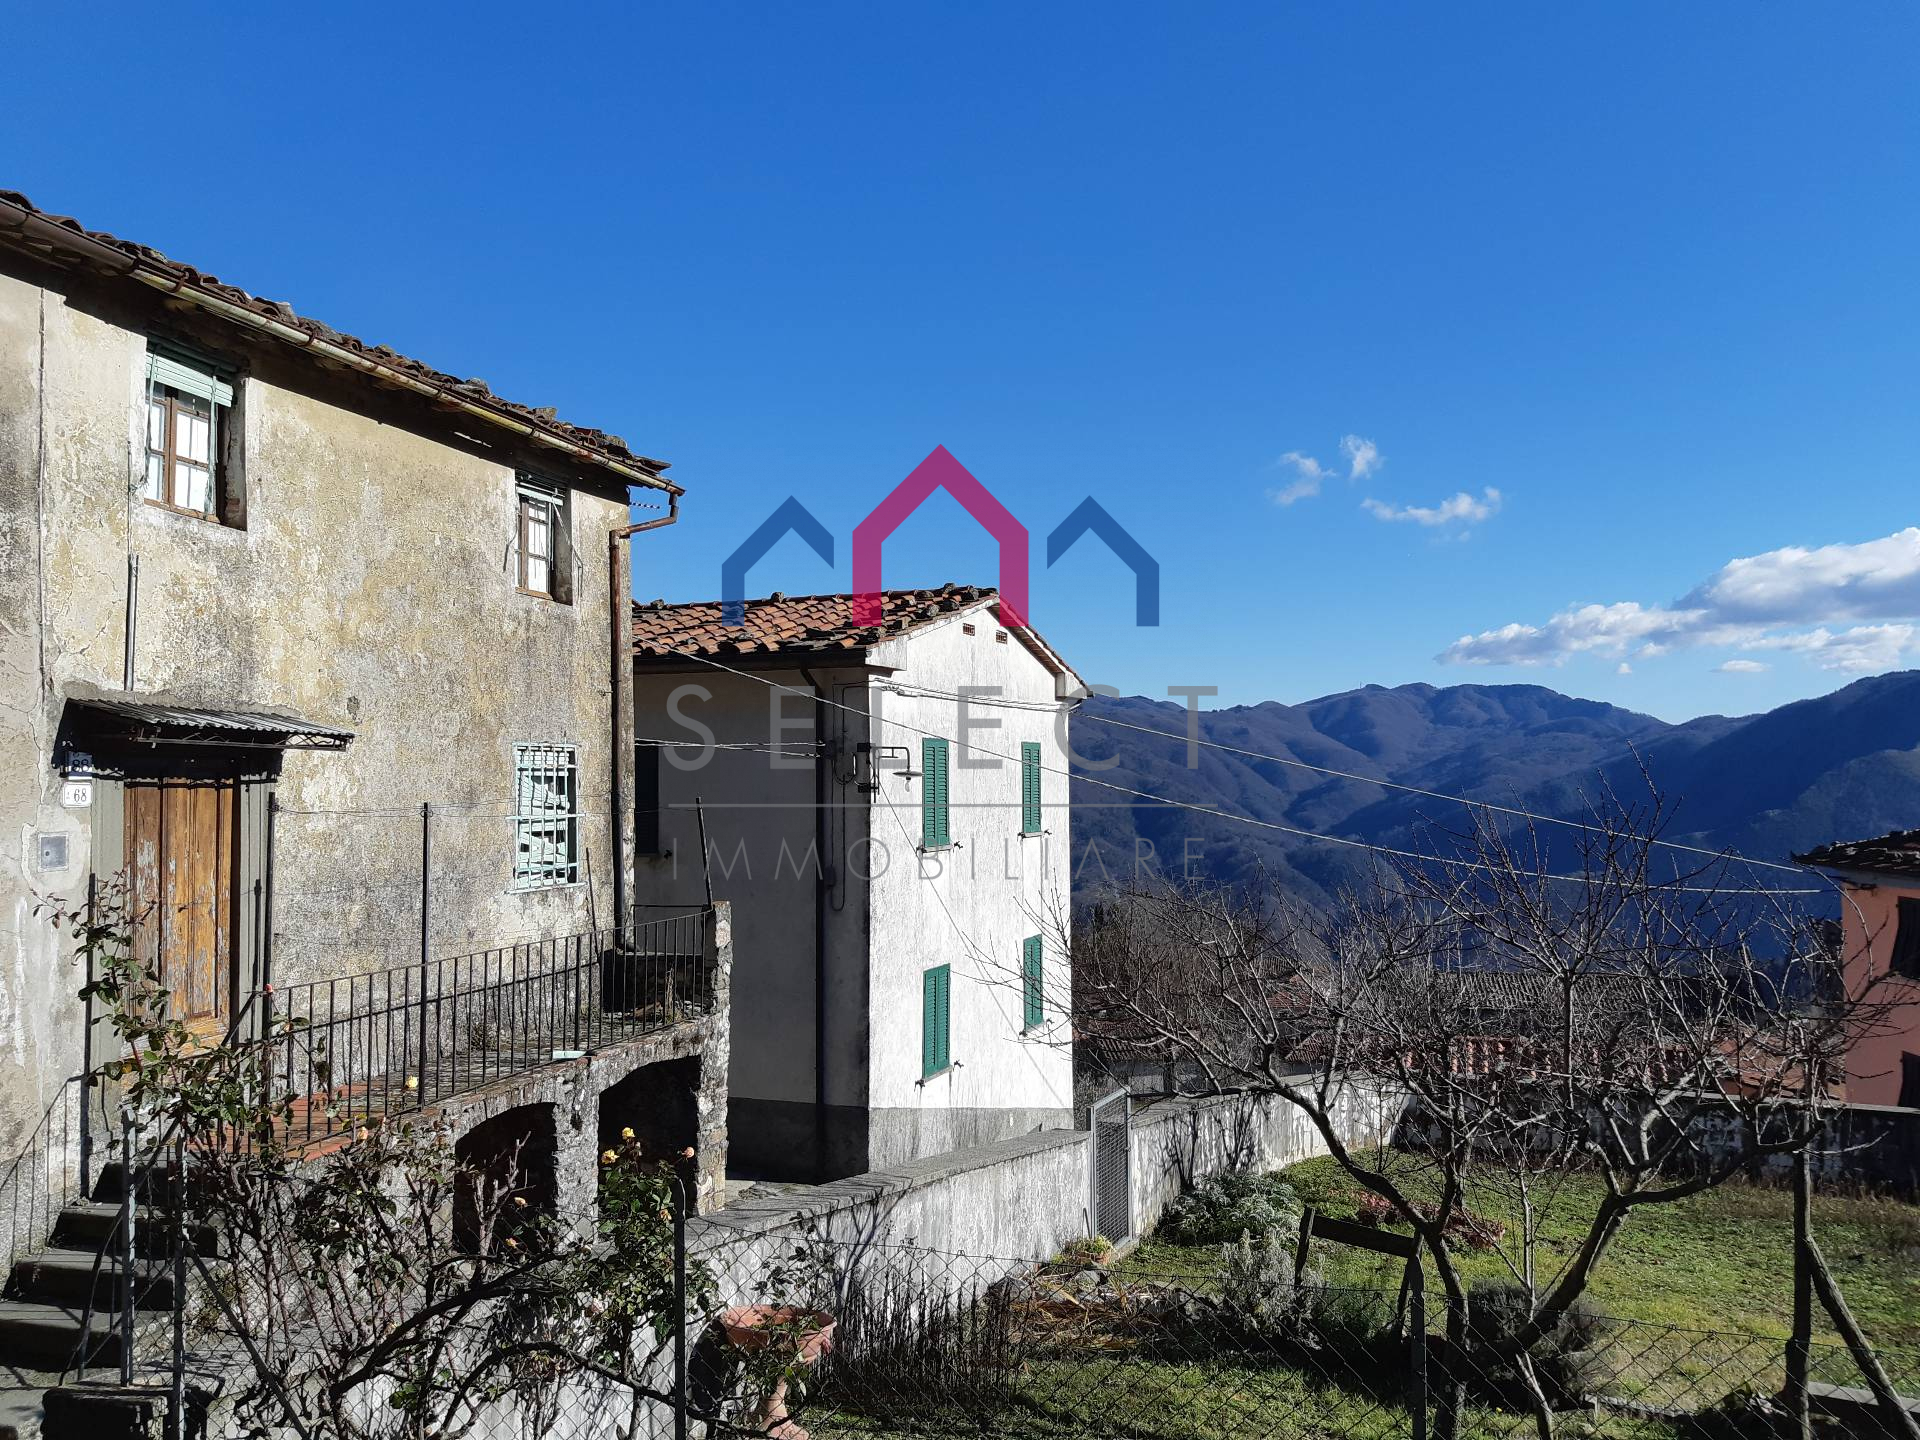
[51,1202,217,1259]
[87,1159,183,1204]
[0,1300,120,1370]
[7,1249,177,1312]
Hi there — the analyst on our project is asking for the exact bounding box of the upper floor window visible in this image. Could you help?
[144,347,241,525]
[920,737,951,848]
[1020,741,1043,835]
[513,743,580,888]
[516,477,571,602]
[1893,896,1920,980]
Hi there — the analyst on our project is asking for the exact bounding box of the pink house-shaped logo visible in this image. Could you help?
[850,446,1030,628]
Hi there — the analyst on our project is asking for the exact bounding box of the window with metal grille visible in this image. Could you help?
[1022,934,1044,1030]
[921,737,951,848]
[516,477,571,602]
[513,743,580,887]
[922,964,951,1077]
[1021,741,1042,834]
[143,346,240,524]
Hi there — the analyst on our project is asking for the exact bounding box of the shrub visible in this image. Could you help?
[1158,1170,1304,1246]
[1465,1280,1612,1404]
[1216,1229,1299,1330]
[1057,1235,1113,1266]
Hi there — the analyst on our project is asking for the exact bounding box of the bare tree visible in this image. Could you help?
[1056,790,1901,1438]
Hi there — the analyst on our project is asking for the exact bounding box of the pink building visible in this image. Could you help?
[1797,830,1920,1108]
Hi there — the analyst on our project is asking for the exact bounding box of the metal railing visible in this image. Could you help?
[0,1073,94,1287]
[268,909,716,1146]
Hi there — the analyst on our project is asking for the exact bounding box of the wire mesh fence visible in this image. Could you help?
[663,1237,1920,1440]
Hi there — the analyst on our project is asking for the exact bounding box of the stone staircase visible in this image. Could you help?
[0,1158,209,1373]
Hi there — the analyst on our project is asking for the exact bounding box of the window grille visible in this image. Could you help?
[513,743,580,887]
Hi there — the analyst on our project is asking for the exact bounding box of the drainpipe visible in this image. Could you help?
[799,665,831,1180]
[609,495,679,934]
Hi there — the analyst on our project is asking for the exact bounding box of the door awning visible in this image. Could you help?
[68,698,355,751]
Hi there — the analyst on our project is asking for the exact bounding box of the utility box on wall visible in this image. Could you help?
[35,832,70,873]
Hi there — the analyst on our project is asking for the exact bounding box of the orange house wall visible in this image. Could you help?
[1841,880,1920,1106]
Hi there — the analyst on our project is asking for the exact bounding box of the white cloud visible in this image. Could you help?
[1341,435,1382,483]
[1363,486,1503,528]
[1269,434,1381,505]
[1616,662,1633,676]
[1268,452,1331,506]
[1715,659,1769,674]
[1440,528,1920,675]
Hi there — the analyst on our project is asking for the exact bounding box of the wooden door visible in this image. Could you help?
[125,780,237,1036]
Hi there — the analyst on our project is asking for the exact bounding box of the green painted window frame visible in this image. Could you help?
[1020,741,1043,835]
[921,737,951,848]
[1022,935,1044,1030]
[922,964,952,1077]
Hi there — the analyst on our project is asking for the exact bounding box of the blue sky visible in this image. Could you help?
[8,4,1918,720]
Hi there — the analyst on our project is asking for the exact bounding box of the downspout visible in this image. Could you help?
[799,665,831,1180]
[609,495,679,934]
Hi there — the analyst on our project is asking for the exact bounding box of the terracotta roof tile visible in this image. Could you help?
[633,585,1075,680]
[1795,830,1920,880]
[0,190,671,489]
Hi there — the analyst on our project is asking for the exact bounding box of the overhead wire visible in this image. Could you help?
[662,646,1826,897]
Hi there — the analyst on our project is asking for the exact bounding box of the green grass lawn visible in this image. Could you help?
[1264,1155,1920,1352]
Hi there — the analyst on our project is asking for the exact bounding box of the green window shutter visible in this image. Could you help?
[922,964,951,1076]
[921,737,950,847]
[1021,742,1042,834]
[1023,935,1044,1029]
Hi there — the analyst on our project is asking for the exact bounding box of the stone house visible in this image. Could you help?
[632,585,1082,1181]
[1797,829,1920,1107]
[0,192,728,1367]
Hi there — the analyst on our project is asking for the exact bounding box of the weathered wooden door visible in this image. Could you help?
[125,780,237,1036]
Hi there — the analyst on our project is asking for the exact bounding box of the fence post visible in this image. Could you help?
[170,1132,187,1440]
[1786,1146,1812,1440]
[119,1104,136,1385]
[1409,1242,1427,1440]
[673,1174,688,1440]
[418,802,431,1106]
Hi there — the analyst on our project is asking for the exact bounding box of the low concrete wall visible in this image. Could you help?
[1688,1099,1920,1198]
[1129,1076,1410,1239]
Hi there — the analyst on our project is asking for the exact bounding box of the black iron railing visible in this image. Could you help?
[269,910,715,1147]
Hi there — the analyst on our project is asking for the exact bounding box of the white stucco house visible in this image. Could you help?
[632,584,1083,1180]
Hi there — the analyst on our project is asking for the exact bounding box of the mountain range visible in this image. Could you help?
[1067,670,1920,907]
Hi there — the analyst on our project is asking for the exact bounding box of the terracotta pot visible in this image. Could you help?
[718,1304,836,1364]
[718,1306,837,1440]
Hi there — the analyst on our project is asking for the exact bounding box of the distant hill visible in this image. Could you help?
[1067,671,1920,906]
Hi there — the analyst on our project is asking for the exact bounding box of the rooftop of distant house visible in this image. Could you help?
[0,189,673,494]
[631,584,1077,681]
[1795,830,1920,882]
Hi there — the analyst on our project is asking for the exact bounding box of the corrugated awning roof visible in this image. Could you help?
[71,698,354,751]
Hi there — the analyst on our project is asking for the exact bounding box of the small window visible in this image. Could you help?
[922,964,951,1078]
[513,743,579,887]
[1894,898,1920,981]
[634,740,662,857]
[144,346,241,525]
[1022,935,1044,1031]
[920,737,951,848]
[1903,1053,1920,1110]
[516,478,571,602]
[1020,741,1043,835]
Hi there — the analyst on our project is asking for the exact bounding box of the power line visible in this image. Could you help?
[863,678,1811,881]
[662,646,1826,897]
